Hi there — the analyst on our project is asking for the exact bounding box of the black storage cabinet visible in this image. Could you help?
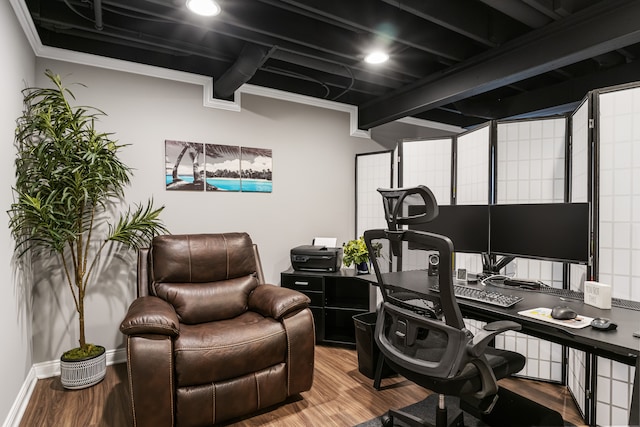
[352,312,394,379]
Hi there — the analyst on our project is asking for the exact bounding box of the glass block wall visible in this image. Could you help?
[596,356,636,426]
[455,126,489,274]
[455,127,490,332]
[402,138,452,204]
[494,118,566,382]
[356,151,392,238]
[568,99,590,417]
[401,138,452,271]
[593,85,640,426]
[356,151,393,310]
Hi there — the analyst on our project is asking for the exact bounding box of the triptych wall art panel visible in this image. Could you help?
[165,140,273,193]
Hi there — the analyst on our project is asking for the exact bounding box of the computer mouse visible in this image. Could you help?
[591,318,618,331]
[551,305,577,320]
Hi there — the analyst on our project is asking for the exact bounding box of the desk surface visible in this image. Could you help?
[360,270,640,426]
[363,270,640,363]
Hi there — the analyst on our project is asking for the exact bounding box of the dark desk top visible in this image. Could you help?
[360,270,640,364]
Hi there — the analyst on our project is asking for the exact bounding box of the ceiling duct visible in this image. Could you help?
[93,0,103,31]
[214,44,275,99]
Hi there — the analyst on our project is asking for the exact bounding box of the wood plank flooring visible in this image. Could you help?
[19,346,586,427]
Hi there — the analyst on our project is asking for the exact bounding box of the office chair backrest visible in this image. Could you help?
[364,186,525,409]
[364,185,484,389]
[377,185,439,232]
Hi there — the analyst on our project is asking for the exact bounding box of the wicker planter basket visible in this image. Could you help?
[60,346,107,389]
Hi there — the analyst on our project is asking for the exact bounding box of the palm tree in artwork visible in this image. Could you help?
[171,142,202,183]
[188,145,202,183]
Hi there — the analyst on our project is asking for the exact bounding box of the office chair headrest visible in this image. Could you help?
[377,186,439,231]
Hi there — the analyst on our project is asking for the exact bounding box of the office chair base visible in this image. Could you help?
[382,407,465,427]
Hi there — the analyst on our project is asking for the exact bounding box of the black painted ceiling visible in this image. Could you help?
[23,0,640,130]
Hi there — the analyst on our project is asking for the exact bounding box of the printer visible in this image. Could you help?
[290,245,343,272]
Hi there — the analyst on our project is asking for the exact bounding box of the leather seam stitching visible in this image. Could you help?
[175,330,285,351]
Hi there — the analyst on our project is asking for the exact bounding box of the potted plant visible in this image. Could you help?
[343,237,380,274]
[8,70,167,389]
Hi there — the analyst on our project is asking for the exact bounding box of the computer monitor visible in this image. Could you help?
[408,204,489,254]
[489,202,590,264]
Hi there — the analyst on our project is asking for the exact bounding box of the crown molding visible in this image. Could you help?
[9,0,370,138]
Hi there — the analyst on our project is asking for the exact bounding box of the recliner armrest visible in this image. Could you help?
[467,320,521,357]
[120,296,180,337]
[249,284,310,320]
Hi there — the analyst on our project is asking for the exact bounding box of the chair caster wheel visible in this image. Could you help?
[381,414,393,427]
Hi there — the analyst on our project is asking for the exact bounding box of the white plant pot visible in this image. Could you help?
[60,345,107,390]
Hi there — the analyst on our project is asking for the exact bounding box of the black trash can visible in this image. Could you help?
[352,312,394,379]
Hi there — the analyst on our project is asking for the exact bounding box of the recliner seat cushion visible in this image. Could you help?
[174,311,287,386]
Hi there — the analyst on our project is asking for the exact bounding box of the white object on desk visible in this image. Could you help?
[584,280,612,309]
[312,237,337,247]
[518,307,594,329]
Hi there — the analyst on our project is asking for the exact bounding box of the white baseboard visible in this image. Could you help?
[2,367,36,427]
[3,348,126,427]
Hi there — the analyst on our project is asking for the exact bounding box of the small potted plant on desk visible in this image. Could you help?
[343,236,380,274]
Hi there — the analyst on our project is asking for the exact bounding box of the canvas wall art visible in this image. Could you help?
[165,140,272,193]
[241,146,273,193]
[165,140,204,191]
[205,144,241,191]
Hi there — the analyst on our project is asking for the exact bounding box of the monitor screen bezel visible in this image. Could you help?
[489,202,591,265]
[407,204,490,254]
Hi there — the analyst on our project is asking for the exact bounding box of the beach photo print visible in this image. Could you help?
[165,140,272,193]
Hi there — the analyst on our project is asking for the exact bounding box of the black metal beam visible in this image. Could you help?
[456,58,640,120]
[381,0,526,47]
[358,0,640,130]
[261,0,476,62]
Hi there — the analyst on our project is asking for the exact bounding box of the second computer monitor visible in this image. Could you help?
[489,202,590,264]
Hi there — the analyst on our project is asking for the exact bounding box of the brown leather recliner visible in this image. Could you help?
[120,233,315,427]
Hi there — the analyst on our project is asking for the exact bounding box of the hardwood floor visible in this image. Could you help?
[19,346,586,427]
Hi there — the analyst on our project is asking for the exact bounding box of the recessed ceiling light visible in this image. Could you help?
[365,51,389,64]
[186,0,221,17]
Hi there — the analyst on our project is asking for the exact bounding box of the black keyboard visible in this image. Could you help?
[539,287,640,311]
[430,283,523,308]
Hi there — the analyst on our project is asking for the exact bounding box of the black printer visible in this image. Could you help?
[290,245,343,272]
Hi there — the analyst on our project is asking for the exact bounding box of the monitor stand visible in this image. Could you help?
[481,253,515,276]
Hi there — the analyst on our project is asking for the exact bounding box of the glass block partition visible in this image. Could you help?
[356,151,393,310]
[568,99,591,418]
[400,138,453,271]
[356,151,393,238]
[455,126,490,277]
[494,117,566,383]
[592,84,640,427]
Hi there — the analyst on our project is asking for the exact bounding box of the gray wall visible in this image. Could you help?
[1,1,36,423]
[30,58,383,363]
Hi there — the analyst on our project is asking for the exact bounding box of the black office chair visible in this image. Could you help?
[364,186,527,427]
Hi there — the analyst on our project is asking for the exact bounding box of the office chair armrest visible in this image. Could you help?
[120,296,180,337]
[467,320,521,357]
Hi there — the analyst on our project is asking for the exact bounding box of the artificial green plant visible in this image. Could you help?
[8,70,167,359]
[343,236,381,267]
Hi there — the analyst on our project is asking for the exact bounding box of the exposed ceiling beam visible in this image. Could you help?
[260,0,476,62]
[358,0,640,129]
[456,59,640,120]
[477,0,551,28]
[381,0,524,47]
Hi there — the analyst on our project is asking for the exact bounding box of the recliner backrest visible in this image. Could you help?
[149,233,260,324]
